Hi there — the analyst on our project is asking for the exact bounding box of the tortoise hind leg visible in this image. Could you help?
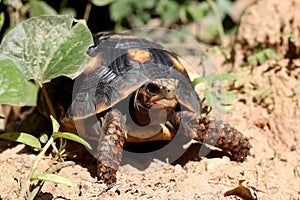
[97,109,127,185]
[171,111,252,162]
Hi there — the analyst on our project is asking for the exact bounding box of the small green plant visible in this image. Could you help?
[0,116,92,199]
[253,88,275,109]
[105,0,233,42]
[0,15,94,199]
[211,45,231,59]
[108,0,211,30]
[281,33,300,46]
[247,43,281,65]
[193,73,237,114]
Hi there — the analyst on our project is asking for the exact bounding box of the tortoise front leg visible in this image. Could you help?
[97,109,127,185]
[171,111,252,162]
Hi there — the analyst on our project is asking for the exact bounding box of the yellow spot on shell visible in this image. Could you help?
[170,56,186,73]
[128,49,151,63]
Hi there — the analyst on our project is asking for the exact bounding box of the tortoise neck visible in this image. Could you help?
[130,91,176,127]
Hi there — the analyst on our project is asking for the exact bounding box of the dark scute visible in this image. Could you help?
[87,32,117,56]
[67,73,98,118]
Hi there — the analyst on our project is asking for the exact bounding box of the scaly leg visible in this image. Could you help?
[171,111,252,162]
[97,109,127,184]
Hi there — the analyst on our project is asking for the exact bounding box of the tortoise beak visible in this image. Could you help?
[155,98,178,107]
[150,92,178,107]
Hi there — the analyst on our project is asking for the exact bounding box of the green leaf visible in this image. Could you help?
[247,54,257,65]
[204,89,218,107]
[218,91,236,101]
[50,115,60,132]
[132,12,151,25]
[31,173,77,187]
[156,0,180,25]
[264,48,280,60]
[281,33,297,43]
[110,0,133,22]
[60,8,76,17]
[39,133,49,144]
[0,132,41,149]
[179,6,188,23]
[256,51,267,65]
[52,132,92,150]
[216,0,233,19]
[203,24,219,43]
[199,74,216,85]
[0,59,38,106]
[256,89,272,98]
[192,77,206,86]
[30,0,57,18]
[135,0,156,9]
[264,97,274,105]
[0,15,93,84]
[0,12,4,32]
[217,73,236,81]
[186,2,209,22]
[193,73,235,86]
[92,0,114,6]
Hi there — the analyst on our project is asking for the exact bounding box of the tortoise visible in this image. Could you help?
[5,32,252,185]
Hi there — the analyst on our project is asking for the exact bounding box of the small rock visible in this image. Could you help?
[204,157,230,173]
[290,145,296,151]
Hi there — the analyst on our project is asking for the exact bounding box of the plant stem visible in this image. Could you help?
[20,136,55,198]
[83,1,92,22]
[206,0,226,47]
[41,84,57,119]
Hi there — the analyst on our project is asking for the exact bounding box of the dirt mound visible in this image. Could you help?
[234,0,300,66]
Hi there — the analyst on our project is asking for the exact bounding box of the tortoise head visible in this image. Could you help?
[135,78,179,109]
[132,78,179,126]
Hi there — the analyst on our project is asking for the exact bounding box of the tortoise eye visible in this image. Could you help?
[146,83,161,94]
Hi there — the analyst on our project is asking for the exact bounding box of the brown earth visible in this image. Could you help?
[0,0,300,199]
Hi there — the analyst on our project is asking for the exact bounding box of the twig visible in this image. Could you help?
[83,1,92,22]
[206,0,226,47]
[41,84,57,119]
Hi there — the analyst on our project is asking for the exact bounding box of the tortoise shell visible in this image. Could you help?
[67,32,201,120]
